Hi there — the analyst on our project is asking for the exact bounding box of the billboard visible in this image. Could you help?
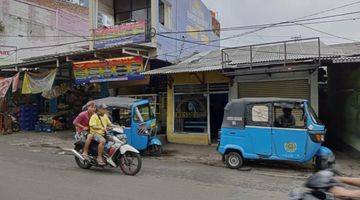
[94,20,147,49]
[73,56,144,84]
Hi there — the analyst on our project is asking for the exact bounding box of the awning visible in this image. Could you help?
[143,50,222,75]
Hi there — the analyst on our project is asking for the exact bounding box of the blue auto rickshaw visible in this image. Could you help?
[217,97,334,170]
[90,97,162,156]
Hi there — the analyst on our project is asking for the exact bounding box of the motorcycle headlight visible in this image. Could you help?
[116,134,127,143]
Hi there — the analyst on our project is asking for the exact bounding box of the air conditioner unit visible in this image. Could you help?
[98,13,111,27]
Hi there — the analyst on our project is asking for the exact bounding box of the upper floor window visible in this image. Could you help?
[159,0,171,28]
[114,0,150,25]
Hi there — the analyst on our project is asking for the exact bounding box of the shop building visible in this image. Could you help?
[326,42,360,152]
[144,51,229,145]
[145,38,345,145]
[0,0,220,134]
[0,0,89,66]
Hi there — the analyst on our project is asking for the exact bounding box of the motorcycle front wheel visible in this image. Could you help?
[119,152,142,176]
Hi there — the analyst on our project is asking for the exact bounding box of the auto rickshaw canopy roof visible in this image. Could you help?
[83,97,139,110]
[222,97,307,128]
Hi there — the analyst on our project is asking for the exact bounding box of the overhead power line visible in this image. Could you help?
[158,10,360,35]
[2,9,360,38]
[293,22,359,42]
[3,0,360,59]
[155,1,360,59]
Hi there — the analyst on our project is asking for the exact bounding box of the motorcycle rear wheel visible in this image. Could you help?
[74,147,92,169]
[119,152,142,176]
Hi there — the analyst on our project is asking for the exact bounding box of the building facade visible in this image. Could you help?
[90,0,220,61]
[0,0,89,65]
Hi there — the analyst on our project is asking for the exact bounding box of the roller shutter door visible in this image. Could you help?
[238,79,310,100]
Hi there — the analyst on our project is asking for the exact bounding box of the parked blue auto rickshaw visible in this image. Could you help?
[90,97,162,156]
[218,97,334,170]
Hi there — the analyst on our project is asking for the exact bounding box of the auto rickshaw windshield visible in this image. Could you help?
[134,103,154,122]
[307,104,321,125]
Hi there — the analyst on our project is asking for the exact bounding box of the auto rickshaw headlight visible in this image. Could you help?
[310,134,325,143]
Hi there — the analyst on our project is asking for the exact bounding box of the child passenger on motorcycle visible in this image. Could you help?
[89,104,113,166]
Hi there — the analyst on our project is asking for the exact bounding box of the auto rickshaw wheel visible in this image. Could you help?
[148,144,162,157]
[225,152,243,169]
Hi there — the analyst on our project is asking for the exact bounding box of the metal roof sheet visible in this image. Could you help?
[332,56,360,63]
[144,41,343,75]
[143,51,222,75]
[329,42,360,56]
[225,41,341,67]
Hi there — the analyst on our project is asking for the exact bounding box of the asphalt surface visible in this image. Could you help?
[0,141,303,200]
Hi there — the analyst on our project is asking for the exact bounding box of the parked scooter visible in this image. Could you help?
[72,126,142,176]
[290,170,340,200]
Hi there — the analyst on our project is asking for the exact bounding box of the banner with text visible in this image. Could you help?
[94,20,146,49]
[73,56,144,84]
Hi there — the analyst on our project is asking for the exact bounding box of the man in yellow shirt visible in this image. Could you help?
[89,104,113,165]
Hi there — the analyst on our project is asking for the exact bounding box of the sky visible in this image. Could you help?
[201,0,360,47]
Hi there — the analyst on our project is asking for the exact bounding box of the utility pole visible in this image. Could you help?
[89,0,98,50]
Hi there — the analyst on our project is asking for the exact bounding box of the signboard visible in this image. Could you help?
[0,46,16,66]
[73,56,144,84]
[94,20,146,49]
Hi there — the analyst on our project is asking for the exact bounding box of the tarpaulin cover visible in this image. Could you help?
[0,72,20,98]
[22,69,57,94]
[42,83,69,99]
[0,78,13,98]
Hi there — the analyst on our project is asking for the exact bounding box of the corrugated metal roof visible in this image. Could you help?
[143,50,222,75]
[332,56,360,63]
[21,43,155,62]
[143,41,343,75]
[225,41,341,67]
[329,42,360,56]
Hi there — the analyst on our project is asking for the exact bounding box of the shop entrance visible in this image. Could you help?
[210,93,228,143]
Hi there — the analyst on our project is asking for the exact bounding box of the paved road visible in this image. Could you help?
[0,141,303,200]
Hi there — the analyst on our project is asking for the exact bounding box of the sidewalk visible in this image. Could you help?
[1,131,359,177]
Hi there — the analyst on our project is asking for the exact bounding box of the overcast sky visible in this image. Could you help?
[202,0,360,47]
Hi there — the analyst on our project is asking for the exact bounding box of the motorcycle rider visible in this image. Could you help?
[330,176,360,199]
[89,104,113,166]
[73,101,96,159]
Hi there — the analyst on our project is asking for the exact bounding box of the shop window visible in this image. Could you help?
[159,0,171,28]
[174,94,207,133]
[246,104,270,127]
[274,104,306,128]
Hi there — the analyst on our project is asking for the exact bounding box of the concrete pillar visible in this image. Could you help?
[310,69,319,114]
[229,80,238,100]
[150,0,159,47]
[89,0,98,50]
